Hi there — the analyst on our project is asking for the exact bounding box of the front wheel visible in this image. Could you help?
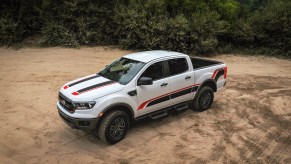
[98,110,129,144]
[192,86,214,111]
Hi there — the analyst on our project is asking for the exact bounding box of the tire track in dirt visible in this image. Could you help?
[0,143,30,163]
[203,75,291,163]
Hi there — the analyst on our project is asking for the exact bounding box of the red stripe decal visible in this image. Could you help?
[72,92,79,95]
[63,85,69,89]
[211,70,218,79]
[224,67,227,79]
[137,84,200,110]
[212,67,227,80]
[137,93,169,110]
[71,82,116,96]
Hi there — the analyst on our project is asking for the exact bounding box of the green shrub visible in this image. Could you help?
[113,1,224,54]
[0,18,21,45]
[220,20,254,46]
[250,0,291,55]
[0,0,290,57]
[41,22,79,47]
[189,12,224,54]
[164,14,190,52]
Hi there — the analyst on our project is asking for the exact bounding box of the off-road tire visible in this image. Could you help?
[98,110,129,144]
[193,86,214,112]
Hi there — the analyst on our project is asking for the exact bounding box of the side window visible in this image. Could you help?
[140,61,165,81]
[168,58,188,76]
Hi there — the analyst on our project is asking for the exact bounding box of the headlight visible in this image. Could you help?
[74,101,96,110]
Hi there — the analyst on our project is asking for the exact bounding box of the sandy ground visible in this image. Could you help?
[0,47,290,163]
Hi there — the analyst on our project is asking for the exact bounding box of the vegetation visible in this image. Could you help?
[0,0,290,56]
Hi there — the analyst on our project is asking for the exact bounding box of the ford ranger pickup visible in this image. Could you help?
[57,50,227,144]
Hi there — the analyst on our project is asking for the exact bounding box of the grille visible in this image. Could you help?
[59,92,75,112]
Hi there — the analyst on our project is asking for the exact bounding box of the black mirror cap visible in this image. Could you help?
[137,77,153,86]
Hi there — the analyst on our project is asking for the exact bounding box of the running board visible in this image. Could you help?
[149,111,168,119]
[174,104,189,111]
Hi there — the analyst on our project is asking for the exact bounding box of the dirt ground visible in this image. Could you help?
[0,47,290,163]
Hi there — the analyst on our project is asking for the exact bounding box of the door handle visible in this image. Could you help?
[185,76,191,80]
[160,83,168,87]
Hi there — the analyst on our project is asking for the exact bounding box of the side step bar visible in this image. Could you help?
[149,111,168,119]
[149,103,189,120]
[174,104,188,112]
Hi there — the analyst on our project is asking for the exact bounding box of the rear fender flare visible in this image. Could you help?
[193,79,217,99]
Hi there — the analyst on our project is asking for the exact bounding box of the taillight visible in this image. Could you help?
[224,67,227,79]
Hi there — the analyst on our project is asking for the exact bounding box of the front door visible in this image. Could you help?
[136,61,171,116]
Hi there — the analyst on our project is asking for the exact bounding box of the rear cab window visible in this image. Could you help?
[139,57,189,81]
[167,58,189,76]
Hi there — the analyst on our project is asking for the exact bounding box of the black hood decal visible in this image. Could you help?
[68,74,100,87]
[72,80,116,95]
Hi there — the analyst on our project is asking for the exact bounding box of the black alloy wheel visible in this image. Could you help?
[98,110,129,144]
[192,86,214,111]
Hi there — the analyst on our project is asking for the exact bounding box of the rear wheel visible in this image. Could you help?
[193,86,214,111]
[98,110,129,144]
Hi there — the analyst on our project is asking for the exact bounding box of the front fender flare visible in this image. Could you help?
[101,102,135,119]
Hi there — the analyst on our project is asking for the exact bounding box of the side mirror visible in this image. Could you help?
[137,77,153,86]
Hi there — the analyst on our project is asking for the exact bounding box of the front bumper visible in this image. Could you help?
[57,106,99,131]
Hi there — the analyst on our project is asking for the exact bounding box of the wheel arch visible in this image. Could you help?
[191,79,216,111]
[100,103,135,121]
[199,79,217,92]
[193,79,217,100]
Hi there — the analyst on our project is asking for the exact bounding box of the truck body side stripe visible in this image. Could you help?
[138,84,200,110]
[147,95,171,107]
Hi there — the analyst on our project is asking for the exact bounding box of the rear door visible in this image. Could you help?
[136,61,171,115]
[166,58,194,105]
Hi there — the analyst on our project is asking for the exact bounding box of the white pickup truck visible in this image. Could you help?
[57,50,227,144]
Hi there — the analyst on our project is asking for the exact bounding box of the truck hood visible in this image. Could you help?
[60,74,124,101]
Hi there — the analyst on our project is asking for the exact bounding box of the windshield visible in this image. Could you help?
[99,57,146,85]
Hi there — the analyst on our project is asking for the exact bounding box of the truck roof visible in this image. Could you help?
[124,50,187,63]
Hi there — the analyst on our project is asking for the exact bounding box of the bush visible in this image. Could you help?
[250,0,291,55]
[219,20,254,47]
[41,22,79,47]
[0,0,290,57]
[113,1,224,54]
[0,18,21,45]
[189,12,224,54]
[165,14,190,52]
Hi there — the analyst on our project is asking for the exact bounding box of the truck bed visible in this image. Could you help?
[190,57,222,69]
